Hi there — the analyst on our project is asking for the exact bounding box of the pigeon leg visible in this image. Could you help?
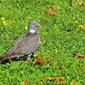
[26,53,34,61]
[30,53,34,58]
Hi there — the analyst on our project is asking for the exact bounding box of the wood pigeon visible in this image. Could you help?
[0,21,40,62]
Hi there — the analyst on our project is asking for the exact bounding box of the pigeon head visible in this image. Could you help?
[28,21,40,33]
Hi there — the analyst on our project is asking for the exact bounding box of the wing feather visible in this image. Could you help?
[13,33,40,56]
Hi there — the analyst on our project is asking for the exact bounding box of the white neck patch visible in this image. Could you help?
[29,29,35,33]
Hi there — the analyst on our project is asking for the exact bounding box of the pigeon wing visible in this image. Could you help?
[6,34,26,54]
[12,33,40,57]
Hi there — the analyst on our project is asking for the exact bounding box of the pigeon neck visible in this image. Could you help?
[29,29,36,33]
[28,26,36,34]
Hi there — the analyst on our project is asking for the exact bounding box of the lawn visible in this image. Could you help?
[0,0,85,85]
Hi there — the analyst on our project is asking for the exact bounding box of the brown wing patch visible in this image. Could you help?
[4,52,15,58]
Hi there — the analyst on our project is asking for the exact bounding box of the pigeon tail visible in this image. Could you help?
[0,56,4,62]
[0,52,15,62]
[3,52,15,58]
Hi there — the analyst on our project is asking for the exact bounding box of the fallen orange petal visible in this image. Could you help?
[33,57,44,64]
[45,7,56,15]
[82,83,85,85]
[43,76,64,81]
[73,53,85,57]
[54,61,58,65]
[20,81,28,85]
[70,81,79,85]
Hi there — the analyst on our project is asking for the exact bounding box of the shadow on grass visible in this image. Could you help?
[0,54,34,64]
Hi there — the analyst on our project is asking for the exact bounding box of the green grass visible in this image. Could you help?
[0,0,85,85]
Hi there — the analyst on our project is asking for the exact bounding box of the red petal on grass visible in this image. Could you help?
[33,57,44,64]
[20,81,28,85]
[43,76,64,81]
[73,53,85,58]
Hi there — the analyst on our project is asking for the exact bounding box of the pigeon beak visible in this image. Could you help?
[37,24,41,27]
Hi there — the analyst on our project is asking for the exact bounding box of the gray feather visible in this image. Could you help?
[0,21,40,61]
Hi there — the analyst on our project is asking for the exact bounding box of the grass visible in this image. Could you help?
[0,0,85,85]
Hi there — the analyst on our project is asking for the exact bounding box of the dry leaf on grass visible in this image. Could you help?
[78,0,84,7]
[45,7,56,15]
[54,61,58,65]
[33,52,43,56]
[20,81,28,85]
[45,57,58,65]
[79,24,85,28]
[70,0,84,7]
[73,53,85,58]
[82,83,85,85]
[33,56,58,65]
[33,57,44,64]
[43,76,64,81]
[70,81,75,85]
[70,81,79,85]
[45,57,53,63]
[78,67,84,72]
[59,66,64,70]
